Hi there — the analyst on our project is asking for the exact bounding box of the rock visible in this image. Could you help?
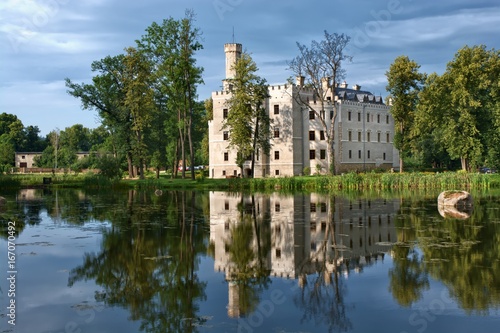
[437,190,473,207]
[437,190,473,219]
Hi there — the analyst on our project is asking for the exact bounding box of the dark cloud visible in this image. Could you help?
[1,0,498,134]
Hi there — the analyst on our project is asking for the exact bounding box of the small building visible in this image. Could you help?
[14,152,91,169]
[15,152,40,168]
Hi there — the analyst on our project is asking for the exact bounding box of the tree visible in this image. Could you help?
[137,10,204,180]
[416,46,500,171]
[123,46,155,179]
[66,55,134,178]
[222,52,271,177]
[288,31,352,175]
[386,55,426,172]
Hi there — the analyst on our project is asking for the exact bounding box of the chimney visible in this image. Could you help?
[296,75,305,87]
[353,84,361,91]
[339,81,348,89]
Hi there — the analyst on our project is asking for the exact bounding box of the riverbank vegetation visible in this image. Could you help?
[1,171,499,192]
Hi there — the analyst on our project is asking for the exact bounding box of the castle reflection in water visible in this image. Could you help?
[209,192,399,317]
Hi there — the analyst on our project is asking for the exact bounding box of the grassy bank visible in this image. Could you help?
[1,171,499,192]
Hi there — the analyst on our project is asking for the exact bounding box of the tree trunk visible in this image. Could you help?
[461,157,467,171]
[250,112,260,178]
[127,151,134,178]
[187,103,195,181]
[178,110,186,179]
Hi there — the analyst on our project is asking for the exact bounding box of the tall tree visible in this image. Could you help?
[288,31,352,175]
[123,46,155,179]
[66,55,136,178]
[137,10,204,180]
[416,46,500,171]
[386,55,426,173]
[222,52,271,177]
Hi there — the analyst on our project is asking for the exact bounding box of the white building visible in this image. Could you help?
[208,43,399,178]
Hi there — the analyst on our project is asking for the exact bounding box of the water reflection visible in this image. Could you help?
[1,189,500,332]
[209,192,400,331]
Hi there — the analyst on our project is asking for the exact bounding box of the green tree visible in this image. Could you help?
[417,46,500,171]
[137,10,204,180]
[386,55,426,172]
[123,46,155,179]
[66,55,134,178]
[288,31,352,175]
[222,52,270,177]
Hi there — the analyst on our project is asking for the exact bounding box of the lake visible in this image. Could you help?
[1,188,500,333]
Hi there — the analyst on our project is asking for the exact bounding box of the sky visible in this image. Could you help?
[1,0,499,136]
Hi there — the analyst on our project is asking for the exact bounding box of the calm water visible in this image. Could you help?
[1,188,500,333]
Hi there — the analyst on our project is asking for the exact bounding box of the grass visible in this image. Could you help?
[1,171,499,192]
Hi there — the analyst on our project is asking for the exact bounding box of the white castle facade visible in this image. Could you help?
[208,43,399,178]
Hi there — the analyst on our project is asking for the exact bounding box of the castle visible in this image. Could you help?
[208,43,398,178]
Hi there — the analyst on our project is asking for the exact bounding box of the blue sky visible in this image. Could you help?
[1,0,499,135]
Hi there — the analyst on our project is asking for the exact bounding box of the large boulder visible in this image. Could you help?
[437,190,473,219]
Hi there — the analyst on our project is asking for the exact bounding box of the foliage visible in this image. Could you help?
[96,155,123,180]
[385,55,426,172]
[408,45,500,171]
[222,52,270,176]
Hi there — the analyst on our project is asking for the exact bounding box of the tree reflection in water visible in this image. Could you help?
[67,190,208,333]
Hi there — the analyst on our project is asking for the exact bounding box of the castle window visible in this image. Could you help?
[386,132,390,142]
[386,115,389,124]
[377,114,380,123]
[320,130,325,140]
[224,152,229,161]
[358,131,362,142]
[368,150,371,159]
[367,113,370,122]
[383,152,386,160]
[378,132,381,142]
[223,108,228,119]
[274,104,279,114]
[348,111,352,121]
[358,150,362,159]
[275,203,280,212]
[275,169,280,176]
[367,132,371,142]
[222,170,226,176]
[309,131,315,140]
[348,131,352,141]
[320,149,326,160]
[223,131,229,140]
[274,127,280,138]
[349,150,352,159]
[309,111,315,119]
[274,151,280,160]
[310,150,316,160]
[358,112,361,122]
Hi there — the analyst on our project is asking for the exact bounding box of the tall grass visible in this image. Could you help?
[2,171,499,192]
[231,172,500,192]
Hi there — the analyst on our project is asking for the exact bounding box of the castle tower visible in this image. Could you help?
[223,43,242,90]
